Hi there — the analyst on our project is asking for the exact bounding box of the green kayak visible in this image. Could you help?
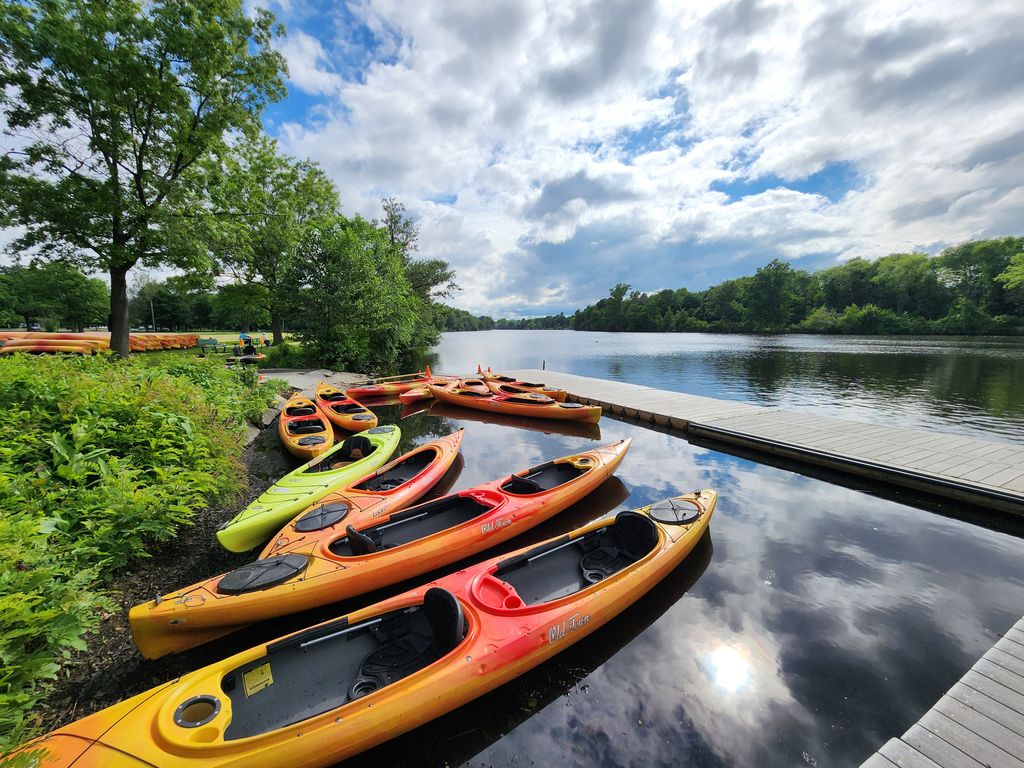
[216,425,401,552]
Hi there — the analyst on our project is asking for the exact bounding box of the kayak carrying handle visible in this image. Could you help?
[300,617,382,651]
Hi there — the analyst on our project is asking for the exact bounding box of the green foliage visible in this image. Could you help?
[0,263,108,331]
[557,237,1024,336]
[204,135,339,344]
[0,0,286,354]
[0,354,278,750]
[286,216,423,370]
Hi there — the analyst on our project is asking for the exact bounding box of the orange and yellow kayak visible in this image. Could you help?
[130,437,626,660]
[277,394,334,461]
[428,380,602,423]
[313,382,378,432]
[477,367,569,401]
[131,431,465,659]
[16,489,714,768]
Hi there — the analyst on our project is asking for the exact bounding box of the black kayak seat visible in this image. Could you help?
[286,405,318,416]
[423,587,465,654]
[346,524,377,555]
[337,435,373,461]
[320,392,347,401]
[288,421,325,435]
[332,403,366,413]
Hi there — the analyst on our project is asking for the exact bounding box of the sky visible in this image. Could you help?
[7,1,1024,318]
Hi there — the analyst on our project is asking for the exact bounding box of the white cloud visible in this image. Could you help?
[275,29,343,96]
[254,0,1024,314]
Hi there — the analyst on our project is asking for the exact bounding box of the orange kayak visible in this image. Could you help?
[132,430,465,659]
[345,366,454,399]
[477,367,569,401]
[398,386,432,404]
[277,394,334,461]
[17,489,714,768]
[428,380,602,423]
[313,382,378,432]
[426,400,602,440]
[131,437,627,660]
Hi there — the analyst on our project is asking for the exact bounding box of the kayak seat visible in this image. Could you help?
[288,420,326,435]
[320,391,347,401]
[496,513,659,605]
[347,588,465,702]
[286,405,317,416]
[423,587,466,654]
[579,512,658,584]
[332,403,367,413]
[501,460,586,495]
[329,495,493,558]
[346,524,378,555]
[352,449,435,492]
[337,434,373,461]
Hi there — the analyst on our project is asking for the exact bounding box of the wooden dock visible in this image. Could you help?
[503,369,1024,515]
[860,617,1024,768]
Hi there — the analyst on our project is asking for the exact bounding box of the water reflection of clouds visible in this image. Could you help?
[429,413,1024,768]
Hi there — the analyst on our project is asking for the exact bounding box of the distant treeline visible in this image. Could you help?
[444,237,1024,335]
[436,305,570,331]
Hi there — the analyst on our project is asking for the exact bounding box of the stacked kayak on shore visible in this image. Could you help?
[0,331,199,354]
[18,488,715,767]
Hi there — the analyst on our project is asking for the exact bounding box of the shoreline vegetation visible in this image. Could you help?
[0,355,283,752]
[441,237,1024,336]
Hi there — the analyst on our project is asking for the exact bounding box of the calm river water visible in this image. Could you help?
[326,331,1024,767]
[423,330,1024,443]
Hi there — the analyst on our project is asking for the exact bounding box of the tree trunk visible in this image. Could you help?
[271,311,283,345]
[108,264,131,356]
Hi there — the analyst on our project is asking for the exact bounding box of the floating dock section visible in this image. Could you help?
[860,617,1024,768]
[504,369,1024,516]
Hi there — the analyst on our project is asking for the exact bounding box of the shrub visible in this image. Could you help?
[0,354,280,751]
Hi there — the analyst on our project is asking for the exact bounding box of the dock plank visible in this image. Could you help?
[932,695,1024,758]
[918,709,1024,768]
[948,681,1024,739]
[900,723,986,768]
[878,738,943,768]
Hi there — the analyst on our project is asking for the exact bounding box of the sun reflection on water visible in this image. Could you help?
[707,646,752,692]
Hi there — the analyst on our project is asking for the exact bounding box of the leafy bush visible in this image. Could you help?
[0,354,280,751]
[260,340,319,369]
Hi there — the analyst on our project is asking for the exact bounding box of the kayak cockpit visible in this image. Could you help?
[330,402,368,414]
[302,435,376,474]
[350,447,438,493]
[327,492,498,557]
[474,512,660,608]
[500,457,591,495]
[219,588,467,741]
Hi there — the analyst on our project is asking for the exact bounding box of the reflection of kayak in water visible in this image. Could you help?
[426,400,602,440]
[15,489,714,768]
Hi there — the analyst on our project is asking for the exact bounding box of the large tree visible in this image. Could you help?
[206,136,338,344]
[0,0,285,355]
